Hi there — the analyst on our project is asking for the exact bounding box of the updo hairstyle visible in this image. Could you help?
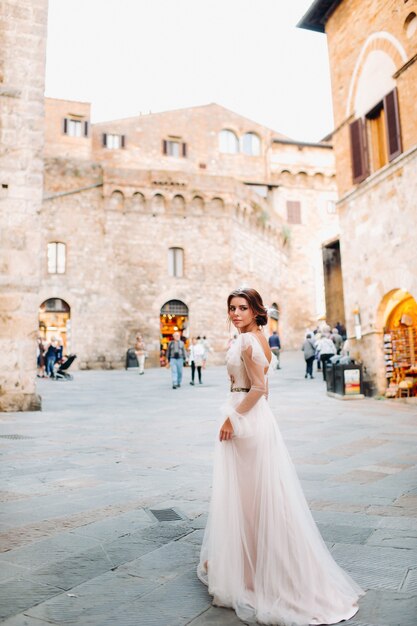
[227,288,268,326]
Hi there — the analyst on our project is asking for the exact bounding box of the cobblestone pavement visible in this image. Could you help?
[0,352,416,626]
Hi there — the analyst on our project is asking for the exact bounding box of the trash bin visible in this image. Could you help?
[334,363,363,396]
[126,348,138,369]
[325,362,335,392]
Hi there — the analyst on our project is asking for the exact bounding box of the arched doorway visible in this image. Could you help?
[380,289,417,397]
[160,300,189,366]
[39,298,71,351]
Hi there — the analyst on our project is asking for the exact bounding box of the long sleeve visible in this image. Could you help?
[235,346,267,415]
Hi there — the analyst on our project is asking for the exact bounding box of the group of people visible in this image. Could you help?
[36,337,64,379]
[166,332,210,389]
[301,323,346,380]
[135,332,211,389]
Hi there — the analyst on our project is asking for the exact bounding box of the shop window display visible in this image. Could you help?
[383,294,417,398]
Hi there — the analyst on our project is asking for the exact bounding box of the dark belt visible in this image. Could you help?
[231,387,250,393]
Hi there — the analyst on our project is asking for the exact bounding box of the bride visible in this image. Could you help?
[197,288,363,626]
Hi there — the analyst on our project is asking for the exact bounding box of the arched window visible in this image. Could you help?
[47,242,66,274]
[241,132,261,156]
[219,129,239,154]
[192,196,204,214]
[210,197,225,211]
[110,190,124,210]
[168,247,184,277]
[172,195,186,214]
[152,193,165,214]
[132,192,146,210]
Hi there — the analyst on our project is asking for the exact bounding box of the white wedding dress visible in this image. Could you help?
[197,332,363,626]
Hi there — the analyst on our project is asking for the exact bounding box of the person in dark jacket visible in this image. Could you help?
[45,341,58,378]
[268,331,281,369]
[166,331,187,389]
[301,333,316,379]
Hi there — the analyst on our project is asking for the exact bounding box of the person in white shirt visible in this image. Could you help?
[189,337,205,385]
[316,332,336,381]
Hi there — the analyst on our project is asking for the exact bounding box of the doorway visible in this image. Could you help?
[39,298,71,352]
[322,240,346,328]
[160,300,189,366]
[381,290,417,397]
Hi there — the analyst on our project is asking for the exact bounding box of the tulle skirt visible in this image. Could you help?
[197,393,363,625]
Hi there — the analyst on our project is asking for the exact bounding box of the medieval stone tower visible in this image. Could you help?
[0,0,49,410]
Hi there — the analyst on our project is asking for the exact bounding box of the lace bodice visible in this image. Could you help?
[226,333,271,415]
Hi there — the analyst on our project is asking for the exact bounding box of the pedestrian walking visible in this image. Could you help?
[268,330,281,369]
[331,328,343,354]
[201,335,211,367]
[166,331,187,389]
[188,337,205,385]
[37,337,46,378]
[45,340,58,379]
[301,333,316,378]
[197,287,362,624]
[134,334,146,375]
[316,332,337,381]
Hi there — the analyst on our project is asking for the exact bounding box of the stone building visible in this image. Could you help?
[299,0,417,395]
[40,99,338,368]
[0,0,48,411]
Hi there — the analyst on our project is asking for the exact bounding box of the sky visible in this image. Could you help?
[45,0,334,142]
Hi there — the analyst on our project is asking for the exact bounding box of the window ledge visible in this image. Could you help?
[338,144,417,205]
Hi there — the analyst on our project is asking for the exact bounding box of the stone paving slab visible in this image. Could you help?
[0,578,62,621]
[0,352,416,625]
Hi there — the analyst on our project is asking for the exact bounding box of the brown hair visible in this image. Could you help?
[227,288,268,326]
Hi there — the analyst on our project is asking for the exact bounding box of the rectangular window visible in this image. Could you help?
[350,87,402,184]
[63,118,89,138]
[286,200,301,224]
[367,102,388,170]
[47,242,66,274]
[103,133,126,149]
[163,139,187,158]
[168,247,184,277]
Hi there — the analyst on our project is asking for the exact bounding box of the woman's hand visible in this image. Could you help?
[219,417,234,442]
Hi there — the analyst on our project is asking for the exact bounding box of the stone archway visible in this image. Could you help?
[159,299,189,366]
[39,298,71,352]
[377,289,417,396]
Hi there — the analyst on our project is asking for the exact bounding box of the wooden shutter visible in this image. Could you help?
[349,118,369,184]
[162,139,168,155]
[121,135,126,148]
[384,88,402,161]
[286,200,301,224]
[84,121,89,137]
[102,133,107,147]
[182,142,187,157]
[63,118,68,134]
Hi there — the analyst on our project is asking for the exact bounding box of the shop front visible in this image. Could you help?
[382,290,417,398]
[160,299,189,366]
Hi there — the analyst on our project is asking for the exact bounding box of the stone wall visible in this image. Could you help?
[338,148,417,392]
[41,156,291,368]
[0,0,48,411]
[39,99,340,369]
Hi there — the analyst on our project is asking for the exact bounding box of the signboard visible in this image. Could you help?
[344,368,361,395]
